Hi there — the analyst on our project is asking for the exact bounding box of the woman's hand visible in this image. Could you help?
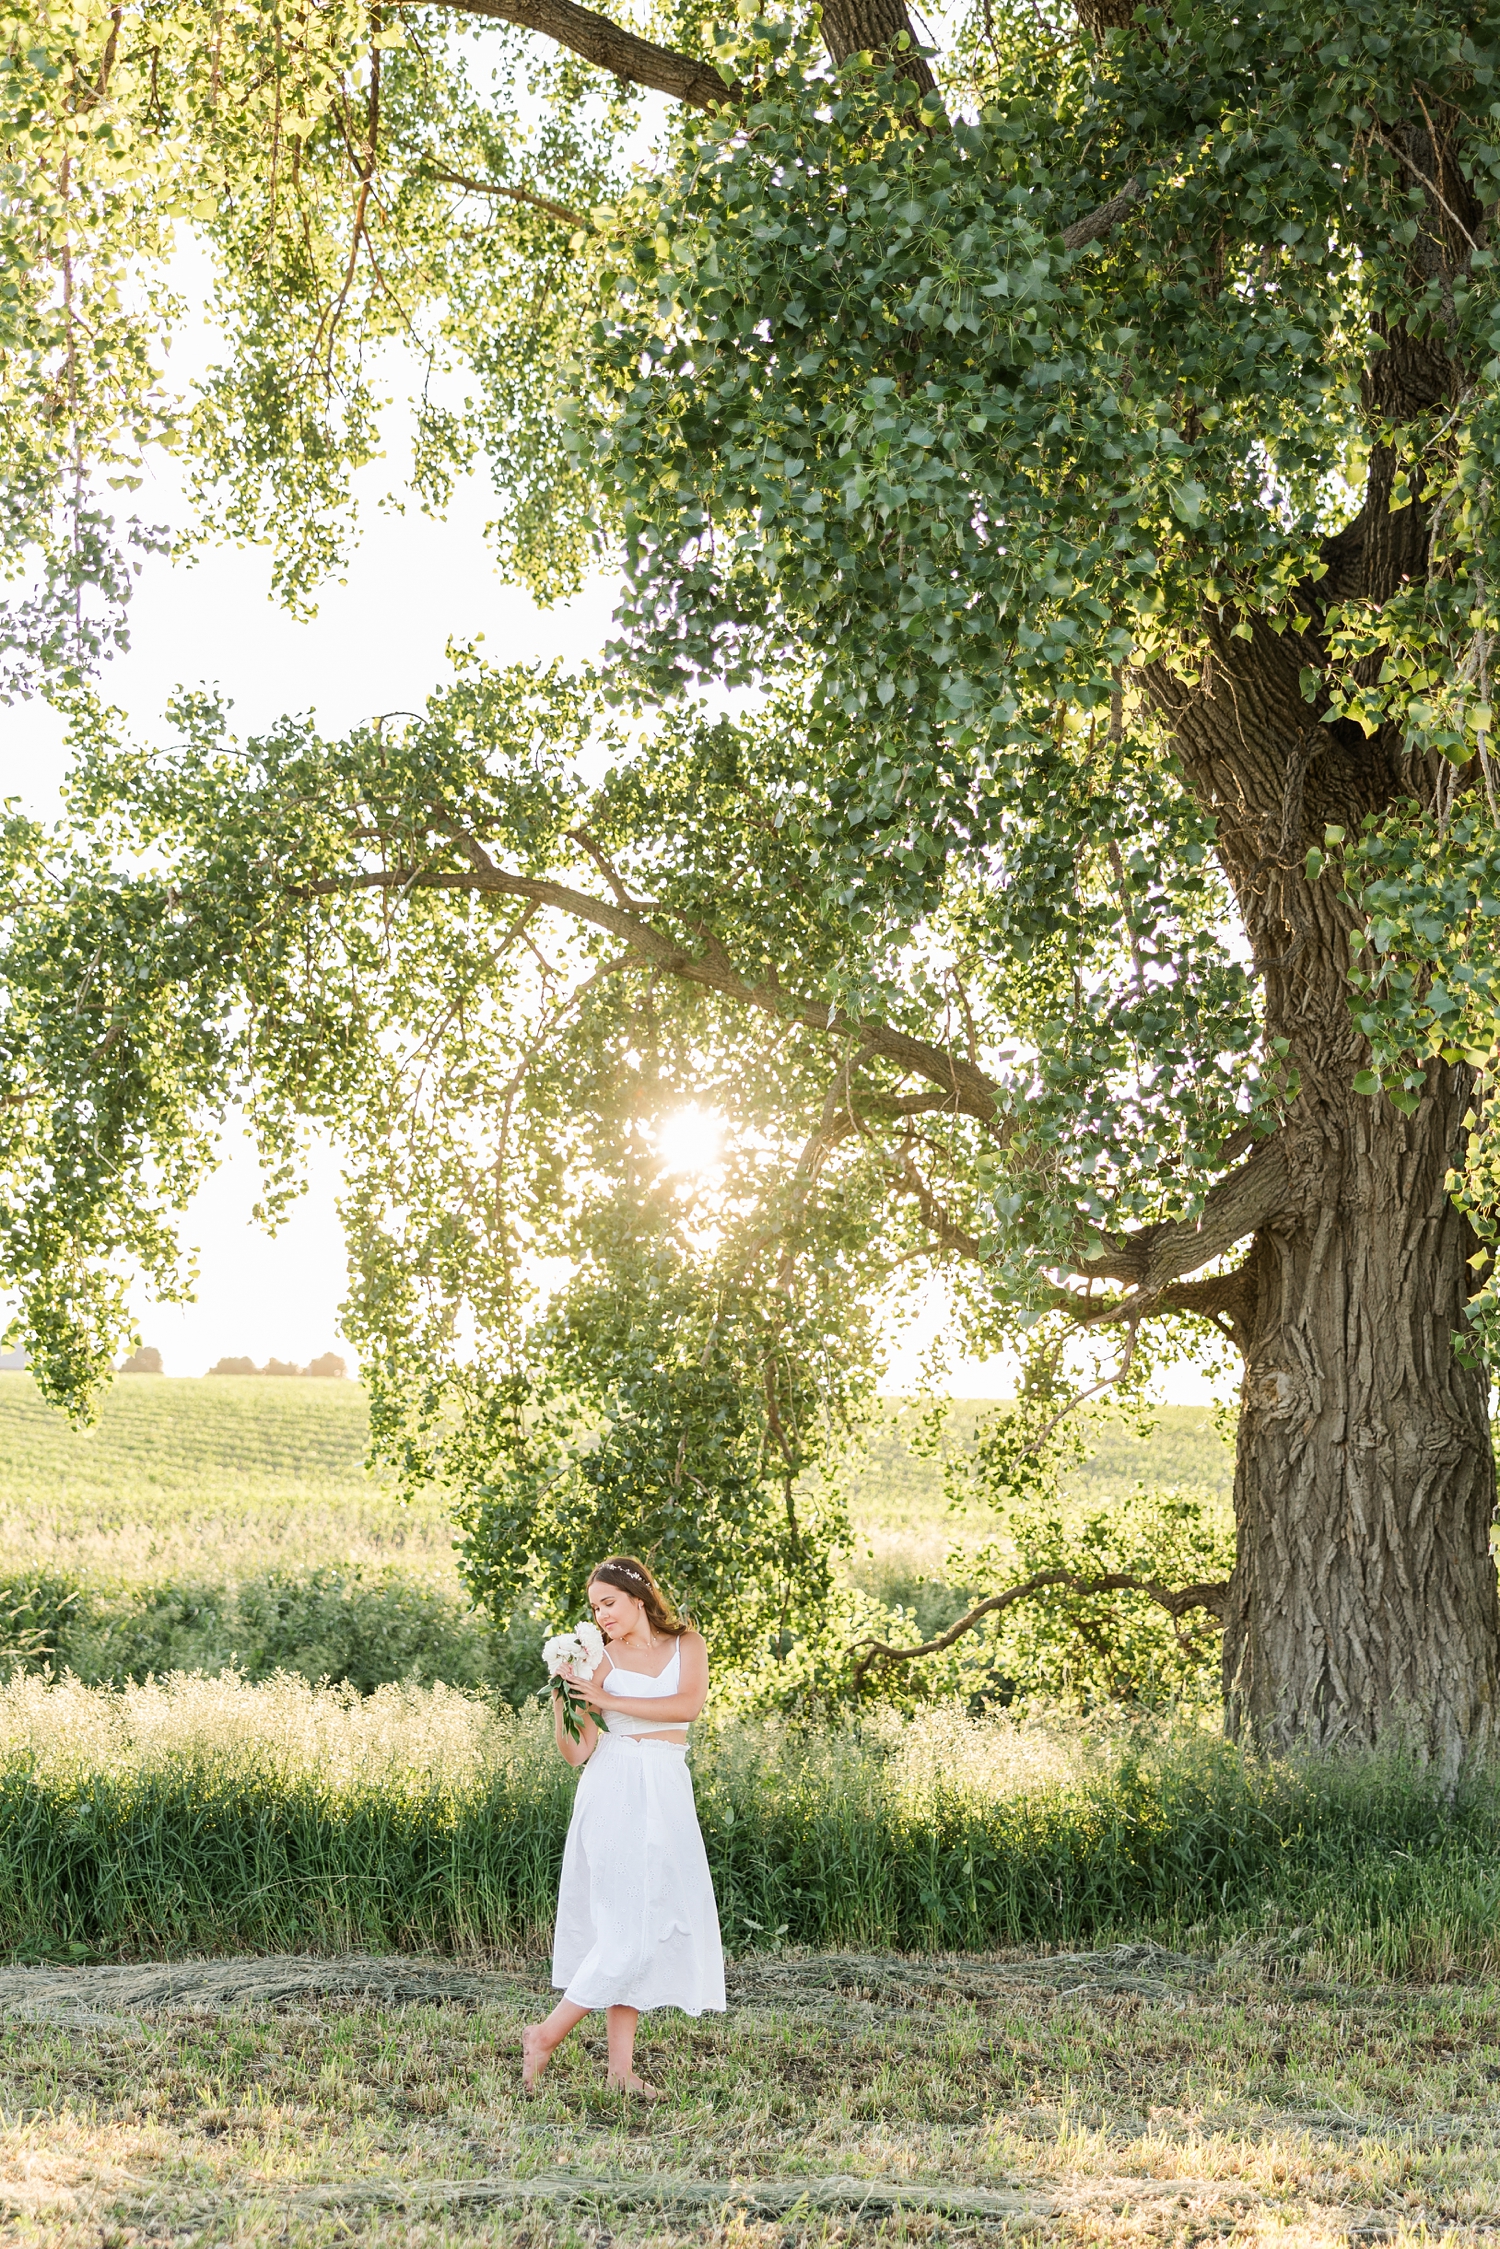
[567,1633,708,1725]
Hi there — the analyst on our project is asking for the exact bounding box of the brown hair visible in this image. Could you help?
[589,1555,687,1639]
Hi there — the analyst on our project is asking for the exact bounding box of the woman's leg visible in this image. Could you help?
[522,1998,588,2088]
[605,2005,659,2096]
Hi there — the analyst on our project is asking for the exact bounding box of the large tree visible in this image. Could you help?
[5,0,1500,1761]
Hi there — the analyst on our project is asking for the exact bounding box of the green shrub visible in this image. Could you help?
[850,1488,1235,1717]
[980,1487,1235,1711]
[0,1571,85,1670]
[0,1567,503,1697]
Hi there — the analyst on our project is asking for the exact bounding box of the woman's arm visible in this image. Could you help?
[570,1632,709,1725]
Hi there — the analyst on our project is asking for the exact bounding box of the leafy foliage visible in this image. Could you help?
[581,3,1500,822]
[1,0,627,665]
[2,668,901,1658]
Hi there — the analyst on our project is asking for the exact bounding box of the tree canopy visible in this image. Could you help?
[6,0,1500,1737]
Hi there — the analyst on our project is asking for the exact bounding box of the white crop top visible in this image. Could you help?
[600,1641,685,1735]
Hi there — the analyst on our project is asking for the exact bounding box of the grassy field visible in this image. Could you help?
[0,1670,1489,2249]
[845,1401,1232,1605]
[0,1948,1496,2247]
[0,1375,460,1590]
[0,1378,1232,1556]
[0,1370,1230,1569]
[0,1389,1492,2248]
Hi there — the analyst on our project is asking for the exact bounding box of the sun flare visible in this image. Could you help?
[654,1105,726,1176]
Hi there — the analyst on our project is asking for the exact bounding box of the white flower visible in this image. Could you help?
[541,1619,604,1684]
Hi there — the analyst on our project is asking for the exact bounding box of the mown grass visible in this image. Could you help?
[8,1956,1500,2247]
[0,1673,1495,1982]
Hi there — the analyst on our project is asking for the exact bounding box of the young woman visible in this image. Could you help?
[521,1555,725,2097]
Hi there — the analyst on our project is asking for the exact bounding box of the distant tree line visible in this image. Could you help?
[114,1350,348,1378]
[206,1354,347,1379]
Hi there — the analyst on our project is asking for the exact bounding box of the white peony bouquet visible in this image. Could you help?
[541,1619,605,1742]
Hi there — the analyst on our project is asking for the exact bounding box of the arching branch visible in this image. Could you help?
[423,0,1145,253]
[850,1568,1229,1688]
[425,0,736,108]
[306,846,1004,1123]
[298,835,1293,1284]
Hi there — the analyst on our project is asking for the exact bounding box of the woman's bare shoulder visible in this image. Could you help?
[678,1626,707,1655]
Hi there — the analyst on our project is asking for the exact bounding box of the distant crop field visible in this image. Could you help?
[0,1374,460,1588]
[849,1397,1232,1522]
[842,1398,1234,1593]
[0,1372,372,1507]
[0,1373,1233,1585]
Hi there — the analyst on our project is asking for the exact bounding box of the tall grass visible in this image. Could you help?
[0,1674,1496,1977]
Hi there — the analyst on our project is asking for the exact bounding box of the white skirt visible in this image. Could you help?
[551,1736,725,2016]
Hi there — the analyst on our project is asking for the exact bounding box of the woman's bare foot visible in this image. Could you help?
[521,2025,551,2091]
[606,2071,661,2100]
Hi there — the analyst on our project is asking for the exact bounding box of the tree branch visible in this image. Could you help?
[423,0,734,108]
[1061,174,1142,251]
[305,852,1005,1121]
[425,168,587,228]
[850,1568,1228,1688]
[1077,1133,1291,1291]
[301,842,1297,1282]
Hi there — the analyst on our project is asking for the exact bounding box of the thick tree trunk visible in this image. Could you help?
[1149,459,1500,1768]
[1225,1069,1500,1774]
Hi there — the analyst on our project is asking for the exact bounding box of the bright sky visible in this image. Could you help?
[2,364,1215,1400]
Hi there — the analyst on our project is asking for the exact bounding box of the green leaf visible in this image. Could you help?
[1170,480,1208,527]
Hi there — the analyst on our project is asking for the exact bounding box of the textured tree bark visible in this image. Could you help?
[818,0,936,92]
[1225,1074,1500,1773]
[434,0,934,105]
